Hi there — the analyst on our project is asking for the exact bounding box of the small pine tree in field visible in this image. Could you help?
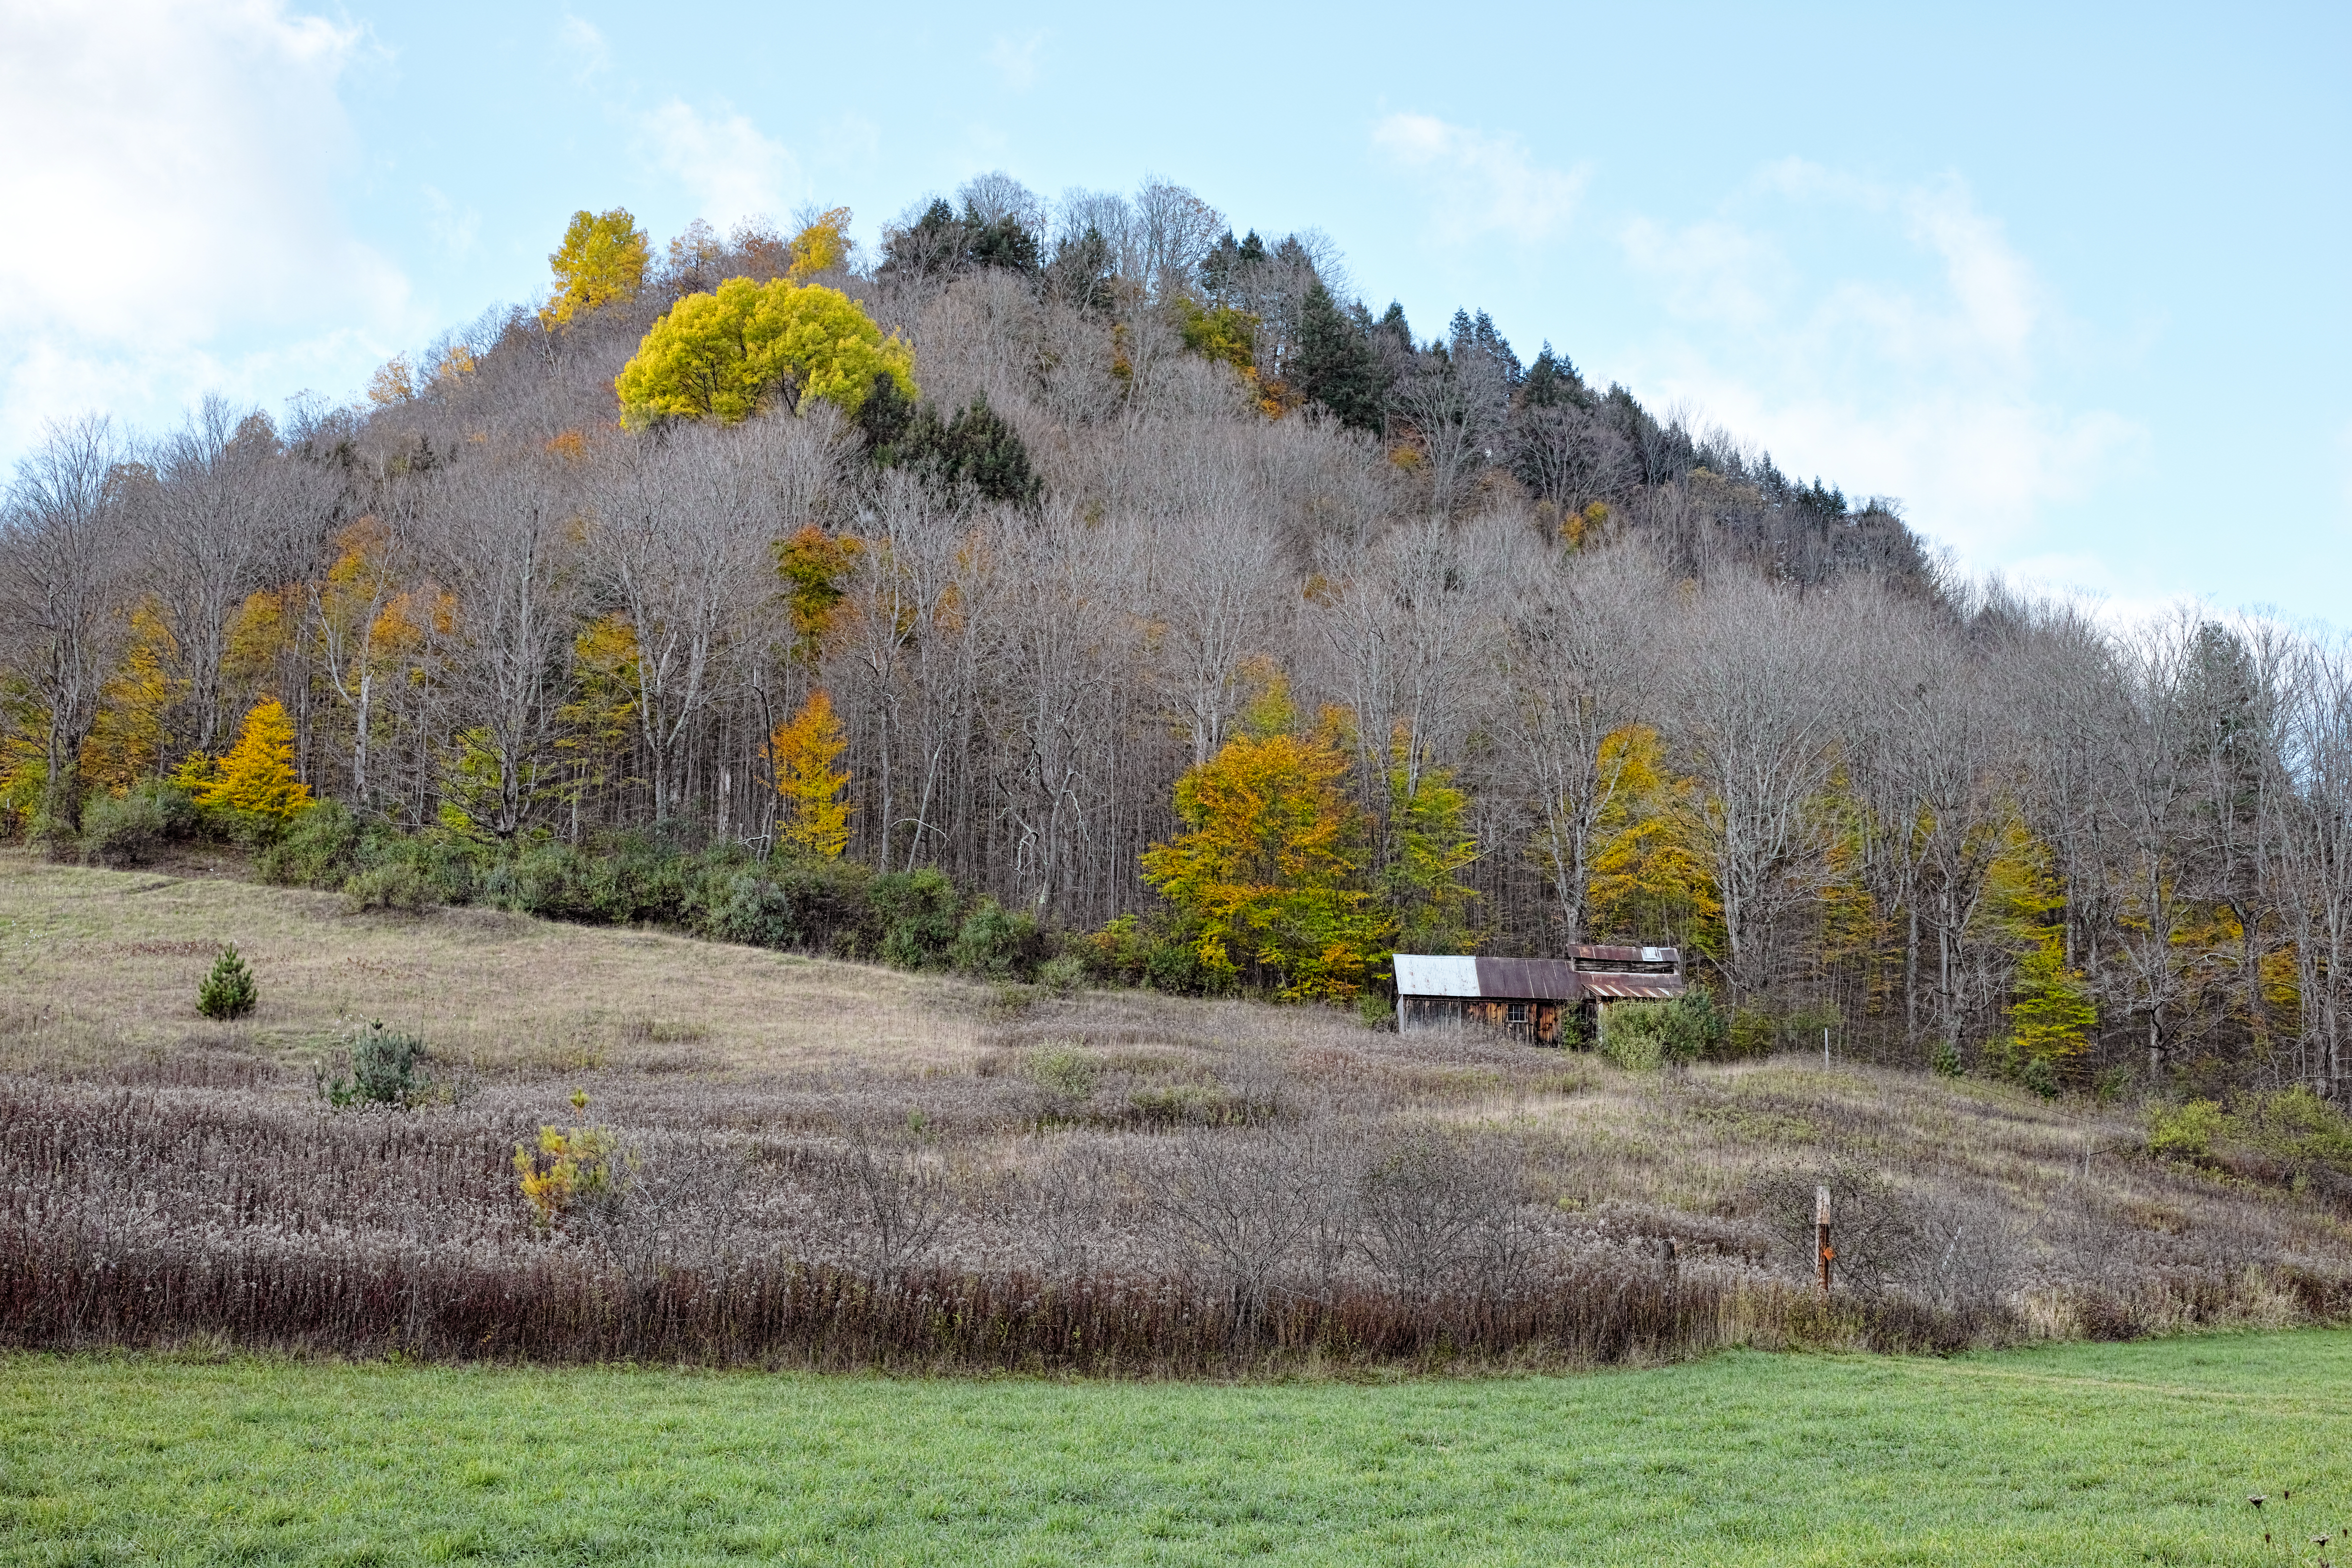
[197,945,257,1020]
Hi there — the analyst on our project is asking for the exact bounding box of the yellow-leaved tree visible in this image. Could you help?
[1980,818,2094,1088]
[544,208,650,326]
[81,602,183,792]
[788,207,852,281]
[768,690,852,857]
[194,700,312,822]
[1584,725,1722,956]
[556,612,640,828]
[612,277,915,426]
[1380,722,1478,954]
[1142,708,1385,1002]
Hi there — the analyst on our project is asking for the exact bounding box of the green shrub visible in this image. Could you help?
[1598,1004,1668,1069]
[870,868,960,969]
[1142,926,1214,994]
[196,946,257,1020]
[952,898,1044,980]
[256,800,364,888]
[1929,1038,1964,1078]
[1038,952,1088,995]
[2232,1086,2352,1170]
[1726,1006,1776,1059]
[1356,990,1396,1030]
[196,799,302,849]
[2018,1053,2060,1100]
[1073,914,1150,986]
[80,780,196,866]
[342,862,434,914]
[1024,1044,1101,1102]
[2146,1099,2226,1162]
[1600,993,1722,1069]
[320,1020,430,1108]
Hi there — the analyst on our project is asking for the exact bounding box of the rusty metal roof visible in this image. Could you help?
[1580,975,1688,1000]
[1392,953,1689,1002]
[1470,956,1583,1000]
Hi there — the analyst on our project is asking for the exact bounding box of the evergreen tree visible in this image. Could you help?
[1520,344,1588,410]
[196,944,257,1020]
[880,395,1043,507]
[1043,226,1116,312]
[966,213,1040,274]
[1290,282,1387,432]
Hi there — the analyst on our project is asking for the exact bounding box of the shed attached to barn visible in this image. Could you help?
[1392,946,1685,1045]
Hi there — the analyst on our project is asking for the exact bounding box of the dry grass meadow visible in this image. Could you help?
[0,852,982,1076]
[4,848,2350,1373]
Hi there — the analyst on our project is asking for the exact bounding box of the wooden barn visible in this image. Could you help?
[1392,947,1686,1045]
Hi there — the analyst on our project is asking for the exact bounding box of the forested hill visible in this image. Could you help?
[5,172,2348,1107]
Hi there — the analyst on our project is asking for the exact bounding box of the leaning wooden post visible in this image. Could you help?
[1815,1184,1833,1295]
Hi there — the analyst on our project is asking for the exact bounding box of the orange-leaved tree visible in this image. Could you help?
[194,700,311,822]
[1142,718,1386,1002]
[769,690,852,858]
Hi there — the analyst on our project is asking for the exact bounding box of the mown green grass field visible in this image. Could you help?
[5,1330,2344,1566]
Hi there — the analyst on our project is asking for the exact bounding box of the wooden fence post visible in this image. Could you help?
[1816,1184,1833,1295]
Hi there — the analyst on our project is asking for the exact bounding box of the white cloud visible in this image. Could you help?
[640,100,802,230]
[1612,169,2142,562]
[986,32,1046,92]
[1372,113,1588,244]
[0,0,414,454]
[422,186,478,260]
[558,14,608,83]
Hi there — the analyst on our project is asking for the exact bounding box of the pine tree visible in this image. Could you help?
[2008,936,2096,1070]
[197,944,257,1020]
[770,690,852,858]
[1290,282,1387,432]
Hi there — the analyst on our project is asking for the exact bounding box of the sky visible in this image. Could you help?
[2,0,2346,624]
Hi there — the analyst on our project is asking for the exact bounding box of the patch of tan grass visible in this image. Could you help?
[0,852,982,1077]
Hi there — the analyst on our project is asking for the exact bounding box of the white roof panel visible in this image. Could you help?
[1393,954,1480,998]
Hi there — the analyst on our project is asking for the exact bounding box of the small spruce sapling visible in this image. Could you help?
[196,945,257,1020]
[320,1020,429,1108]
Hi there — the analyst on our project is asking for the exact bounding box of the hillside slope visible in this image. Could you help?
[4,856,2346,1370]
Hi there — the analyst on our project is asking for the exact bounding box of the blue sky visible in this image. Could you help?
[4,0,2346,622]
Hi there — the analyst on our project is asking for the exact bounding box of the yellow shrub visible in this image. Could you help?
[514,1122,622,1230]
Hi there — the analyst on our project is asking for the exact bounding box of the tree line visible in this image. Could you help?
[2,173,2346,1098]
